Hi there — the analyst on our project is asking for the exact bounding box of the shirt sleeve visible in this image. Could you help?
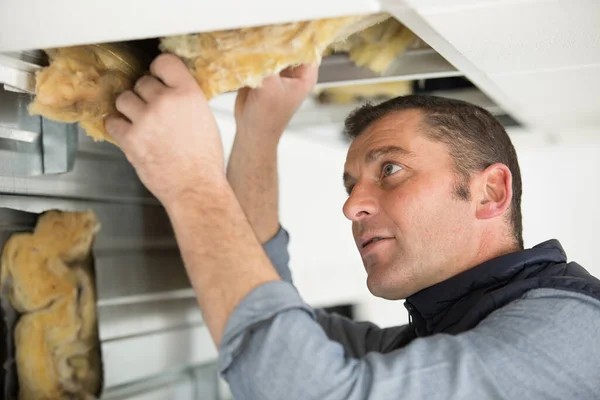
[314,310,415,357]
[262,226,293,284]
[218,285,600,400]
[262,226,415,357]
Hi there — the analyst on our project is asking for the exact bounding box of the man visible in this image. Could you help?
[106,54,600,399]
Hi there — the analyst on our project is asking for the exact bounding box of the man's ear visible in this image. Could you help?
[475,163,513,220]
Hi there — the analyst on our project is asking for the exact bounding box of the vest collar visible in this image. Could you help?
[404,239,567,336]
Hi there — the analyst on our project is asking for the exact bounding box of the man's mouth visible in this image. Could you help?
[360,236,393,250]
[362,237,384,248]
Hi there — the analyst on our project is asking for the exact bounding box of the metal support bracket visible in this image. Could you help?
[0,87,78,177]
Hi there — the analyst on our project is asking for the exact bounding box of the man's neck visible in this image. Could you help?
[472,231,520,271]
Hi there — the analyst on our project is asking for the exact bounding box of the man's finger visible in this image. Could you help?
[281,64,317,79]
[105,116,132,145]
[280,65,300,79]
[281,64,319,91]
[150,54,196,89]
[134,75,166,102]
[115,90,146,122]
[257,74,279,92]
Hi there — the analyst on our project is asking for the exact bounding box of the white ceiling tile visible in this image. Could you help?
[402,0,533,12]
[0,0,380,52]
[419,0,600,74]
[491,65,600,130]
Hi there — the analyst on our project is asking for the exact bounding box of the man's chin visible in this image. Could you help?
[366,274,404,301]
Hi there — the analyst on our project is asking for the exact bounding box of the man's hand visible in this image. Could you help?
[105,54,224,206]
[234,64,319,139]
[106,54,280,347]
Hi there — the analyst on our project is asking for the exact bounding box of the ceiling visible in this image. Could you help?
[211,0,600,149]
[391,0,600,138]
[1,0,598,147]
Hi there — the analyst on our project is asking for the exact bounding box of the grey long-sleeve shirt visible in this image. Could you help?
[218,228,600,399]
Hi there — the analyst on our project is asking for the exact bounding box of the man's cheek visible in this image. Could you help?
[351,223,361,247]
[385,192,416,222]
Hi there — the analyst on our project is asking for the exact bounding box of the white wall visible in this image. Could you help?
[519,140,599,271]
[220,119,600,329]
[219,119,370,308]
[277,134,368,307]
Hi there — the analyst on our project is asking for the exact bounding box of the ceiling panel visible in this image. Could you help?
[402,0,531,11]
[0,0,380,52]
[491,65,600,130]
[418,0,600,74]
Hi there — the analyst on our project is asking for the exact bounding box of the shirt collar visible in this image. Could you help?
[404,239,567,335]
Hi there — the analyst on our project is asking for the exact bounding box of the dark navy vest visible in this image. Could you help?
[403,240,600,338]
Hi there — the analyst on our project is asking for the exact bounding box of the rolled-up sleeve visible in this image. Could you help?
[218,286,600,400]
[218,280,313,374]
[262,226,293,283]
[262,226,414,357]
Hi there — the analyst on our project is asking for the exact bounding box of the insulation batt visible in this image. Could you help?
[317,80,413,105]
[328,17,415,74]
[28,14,390,145]
[29,45,144,145]
[159,13,389,99]
[0,211,102,400]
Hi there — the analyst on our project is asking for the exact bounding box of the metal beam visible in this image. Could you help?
[317,49,463,89]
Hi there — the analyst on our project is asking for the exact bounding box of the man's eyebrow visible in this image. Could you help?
[343,146,413,195]
[365,145,413,163]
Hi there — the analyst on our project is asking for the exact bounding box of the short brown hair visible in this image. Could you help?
[344,95,523,249]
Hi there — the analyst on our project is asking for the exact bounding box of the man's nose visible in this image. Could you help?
[343,182,379,222]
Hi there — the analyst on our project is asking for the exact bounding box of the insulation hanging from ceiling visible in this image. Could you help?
[28,13,417,145]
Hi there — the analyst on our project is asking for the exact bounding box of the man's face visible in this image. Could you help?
[343,110,478,300]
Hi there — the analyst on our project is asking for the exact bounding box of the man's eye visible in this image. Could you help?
[383,163,402,177]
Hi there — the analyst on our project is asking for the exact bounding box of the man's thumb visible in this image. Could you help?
[104,116,131,148]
